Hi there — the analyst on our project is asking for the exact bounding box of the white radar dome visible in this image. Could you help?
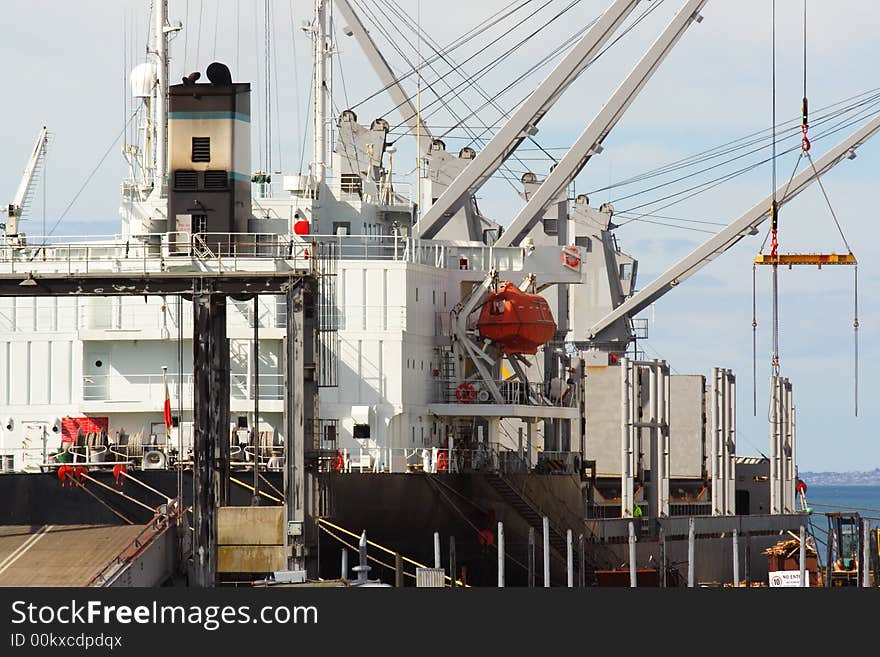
[130,62,157,98]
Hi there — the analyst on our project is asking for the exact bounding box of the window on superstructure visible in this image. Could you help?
[353,424,370,439]
[340,173,362,196]
[575,236,592,251]
[191,137,211,162]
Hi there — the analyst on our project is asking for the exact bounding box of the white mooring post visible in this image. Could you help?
[863,521,871,588]
[628,521,637,588]
[687,517,695,588]
[341,548,348,580]
[800,525,807,587]
[498,521,505,588]
[434,532,441,569]
[732,529,739,586]
[566,529,574,587]
[543,516,550,587]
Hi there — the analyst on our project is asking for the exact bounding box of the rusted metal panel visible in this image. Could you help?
[217,546,286,573]
[217,507,285,545]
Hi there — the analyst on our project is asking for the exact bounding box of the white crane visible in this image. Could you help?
[5,126,50,243]
[412,0,641,239]
[585,112,880,343]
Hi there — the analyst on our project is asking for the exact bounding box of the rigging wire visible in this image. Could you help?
[375,0,584,132]
[265,0,272,176]
[351,0,539,109]
[609,96,880,219]
[426,0,664,145]
[272,0,283,173]
[290,1,304,173]
[212,0,219,59]
[195,0,203,68]
[235,0,241,76]
[253,4,263,172]
[592,89,880,199]
[183,0,190,74]
[38,110,140,244]
[381,0,562,163]
[352,0,525,193]
[769,0,781,381]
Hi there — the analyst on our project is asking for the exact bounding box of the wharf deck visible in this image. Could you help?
[0,524,143,587]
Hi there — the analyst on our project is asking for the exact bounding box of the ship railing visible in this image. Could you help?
[0,231,317,274]
[81,372,285,404]
[304,233,525,270]
[77,297,194,332]
[438,379,576,407]
[230,373,285,401]
[0,447,136,473]
[316,445,585,477]
[82,373,194,403]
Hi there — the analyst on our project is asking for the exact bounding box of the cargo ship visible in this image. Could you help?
[0,0,876,588]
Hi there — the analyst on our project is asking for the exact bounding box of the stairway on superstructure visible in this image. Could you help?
[484,471,615,586]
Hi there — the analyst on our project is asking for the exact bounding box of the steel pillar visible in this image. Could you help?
[191,291,229,587]
[284,277,320,576]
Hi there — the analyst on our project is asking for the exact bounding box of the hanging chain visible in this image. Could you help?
[752,263,758,416]
[854,264,859,417]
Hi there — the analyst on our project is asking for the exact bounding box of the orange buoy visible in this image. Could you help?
[477,282,556,354]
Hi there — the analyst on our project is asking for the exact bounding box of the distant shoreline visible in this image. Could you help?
[800,471,880,486]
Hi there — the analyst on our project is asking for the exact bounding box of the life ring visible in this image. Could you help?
[436,450,449,472]
[455,382,476,403]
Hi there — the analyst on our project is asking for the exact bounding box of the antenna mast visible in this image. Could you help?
[153,0,169,193]
[313,0,328,184]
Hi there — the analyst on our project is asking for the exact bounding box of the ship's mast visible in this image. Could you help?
[313,0,329,184]
[153,0,168,193]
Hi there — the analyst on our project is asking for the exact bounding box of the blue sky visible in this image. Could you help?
[1,0,877,471]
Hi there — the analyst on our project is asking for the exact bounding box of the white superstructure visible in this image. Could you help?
[3,0,876,521]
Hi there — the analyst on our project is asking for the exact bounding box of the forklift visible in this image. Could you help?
[825,512,865,587]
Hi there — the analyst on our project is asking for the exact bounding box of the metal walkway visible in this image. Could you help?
[0,524,148,586]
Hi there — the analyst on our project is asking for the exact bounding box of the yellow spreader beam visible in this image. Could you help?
[754,253,857,266]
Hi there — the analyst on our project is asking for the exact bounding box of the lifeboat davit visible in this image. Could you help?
[477,282,556,355]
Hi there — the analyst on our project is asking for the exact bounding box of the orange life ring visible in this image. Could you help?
[455,382,476,403]
[436,450,449,472]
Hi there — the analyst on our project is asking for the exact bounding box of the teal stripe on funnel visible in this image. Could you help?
[169,111,251,123]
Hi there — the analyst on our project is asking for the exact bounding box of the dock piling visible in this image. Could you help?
[498,521,505,588]
[687,517,695,588]
[628,521,637,588]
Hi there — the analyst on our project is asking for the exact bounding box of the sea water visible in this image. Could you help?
[806,485,880,523]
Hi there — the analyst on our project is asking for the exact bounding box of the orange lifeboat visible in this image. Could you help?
[477,282,556,354]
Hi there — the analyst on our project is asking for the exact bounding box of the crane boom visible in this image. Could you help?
[585,112,880,342]
[413,0,642,239]
[6,126,50,237]
[495,0,707,248]
[334,0,433,153]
